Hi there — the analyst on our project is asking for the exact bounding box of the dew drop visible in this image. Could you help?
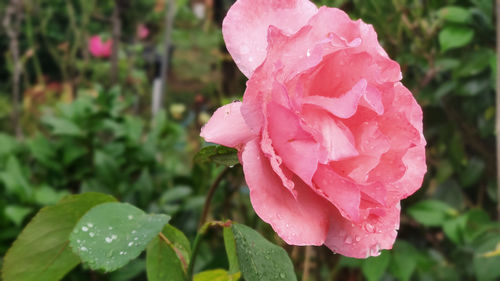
[105,237,113,243]
[111,234,117,240]
[87,223,93,228]
[128,242,134,247]
[364,223,375,233]
[344,236,353,244]
[80,247,88,252]
[279,273,285,278]
[128,215,134,220]
[89,232,95,238]
[82,226,89,232]
[355,236,361,242]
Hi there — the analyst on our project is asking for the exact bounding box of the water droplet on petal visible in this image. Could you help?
[344,236,353,244]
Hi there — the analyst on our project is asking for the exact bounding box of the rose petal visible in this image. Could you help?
[313,164,361,222]
[303,79,367,119]
[390,145,427,199]
[302,106,358,161]
[200,102,256,148]
[241,138,330,245]
[325,203,400,258]
[267,102,320,185]
[222,0,318,77]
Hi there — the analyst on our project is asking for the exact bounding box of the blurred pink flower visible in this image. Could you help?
[201,0,426,258]
[137,24,150,39]
[88,35,112,58]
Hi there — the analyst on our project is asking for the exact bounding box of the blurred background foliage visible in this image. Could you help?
[0,0,498,280]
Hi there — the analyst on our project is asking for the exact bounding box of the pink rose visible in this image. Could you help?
[88,35,112,58]
[200,0,426,258]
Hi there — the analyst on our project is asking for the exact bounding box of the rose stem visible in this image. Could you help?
[199,166,231,228]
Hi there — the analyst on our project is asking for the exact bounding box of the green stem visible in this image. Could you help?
[187,221,231,281]
[199,166,231,228]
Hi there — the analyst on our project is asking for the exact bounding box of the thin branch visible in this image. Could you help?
[199,167,231,228]
[187,221,231,281]
[302,246,314,281]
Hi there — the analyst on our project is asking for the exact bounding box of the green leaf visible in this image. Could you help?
[224,226,240,274]
[443,214,468,244]
[388,241,419,281]
[161,224,191,265]
[194,269,241,281]
[439,26,474,52]
[69,202,170,272]
[42,116,84,137]
[456,50,495,78]
[0,133,20,156]
[439,6,471,23]
[361,251,390,281]
[0,156,32,201]
[4,205,33,226]
[407,199,457,226]
[146,228,186,281]
[1,192,116,281]
[34,186,70,206]
[230,223,297,281]
[146,223,191,281]
[195,145,239,167]
[473,229,500,281]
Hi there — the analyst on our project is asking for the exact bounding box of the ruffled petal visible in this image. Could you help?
[241,138,330,245]
[267,102,320,185]
[313,164,361,222]
[302,106,358,162]
[200,102,256,148]
[303,79,367,119]
[222,0,318,77]
[325,203,400,258]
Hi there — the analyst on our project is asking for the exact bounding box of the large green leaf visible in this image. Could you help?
[439,26,474,52]
[223,226,240,274]
[230,223,296,281]
[146,224,191,281]
[69,202,170,272]
[1,192,116,281]
[146,236,185,281]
